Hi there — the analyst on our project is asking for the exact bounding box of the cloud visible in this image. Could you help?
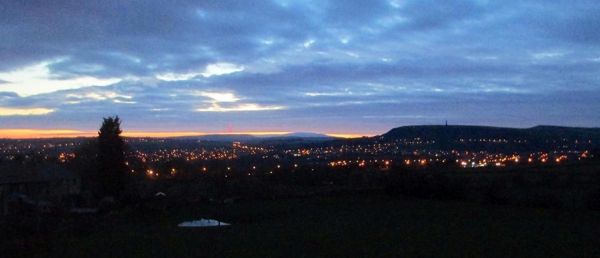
[195,92,240,102]
[66,91,133,101]
[0,92,19,99]
[196,103,284,112]
[0,60,121,96]
[304,92,349,97]
[113,99,137,104]
[0,0,599,133]
[0,107,55,116]
[396,0,487,30]
[531,52,565,59]
[156,63,245,81]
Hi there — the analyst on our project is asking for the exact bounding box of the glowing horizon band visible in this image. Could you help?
[0,129,372,139]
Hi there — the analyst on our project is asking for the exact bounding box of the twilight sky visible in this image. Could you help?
[1,0,599,138]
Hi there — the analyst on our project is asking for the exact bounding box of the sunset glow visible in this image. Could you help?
[120,131,292,138]
[1,129,370,139]
[0,129,371,139]
[0,129,90,139]
[325,133,372,139]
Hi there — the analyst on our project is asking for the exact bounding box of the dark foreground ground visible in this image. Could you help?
[15,194,600,257]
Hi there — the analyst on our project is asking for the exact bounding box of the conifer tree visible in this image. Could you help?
[96,116,127,197]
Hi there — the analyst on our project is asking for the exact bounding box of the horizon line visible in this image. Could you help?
[0,129,371,139]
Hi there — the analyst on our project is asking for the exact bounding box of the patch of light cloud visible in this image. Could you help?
[346,52,359,58]
[303,39,315,48]
[466,55,498,61]
[156,72,199,81]
[193,91,283,112]
[202,63,244,77]
[478,85,529,93]
[306,101,365,107]
[377,15,408,27]
[69,64,105,73]
[113,99,137,104]
[0,107,55,116]
[122,75,160,87]
[0,60,121,97]
[195,92,240,102]
[66,91,133,101]
[389,0,405,8]
[305,92,349,97]
[532,52,565,59]
[156,63,245,81]
[196,103,284,112]
[151,108,170,112]
[196,9,208,19]
[274,0,292,7]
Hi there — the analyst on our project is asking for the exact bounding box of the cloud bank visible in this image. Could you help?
[0,0,599,134]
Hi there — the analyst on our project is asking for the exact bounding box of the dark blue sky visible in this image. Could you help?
[1,0,599,136]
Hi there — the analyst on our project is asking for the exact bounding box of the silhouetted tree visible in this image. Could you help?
[96,116,127,197]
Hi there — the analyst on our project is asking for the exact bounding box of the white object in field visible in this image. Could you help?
[178,219,230,227]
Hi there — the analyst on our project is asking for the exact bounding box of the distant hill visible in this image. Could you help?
[377,125,600,152]
[382,125,600,140]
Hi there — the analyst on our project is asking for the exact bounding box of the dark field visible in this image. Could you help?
[23,194,598,257]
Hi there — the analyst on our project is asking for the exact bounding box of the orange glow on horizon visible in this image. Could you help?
[121,131,292,138]
[325,133,372,138]
[0,129,92,139]
[0,129,373,139]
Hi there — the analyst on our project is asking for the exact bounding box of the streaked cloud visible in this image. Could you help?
[156,63,244,81]
[196,103,284,112]
[303,39,315,48]
[0,107,55,116]
[113,99,137,104]
[531,52,565,59]
[305,92,350,97]
[195,92,240,102]
[66,91,133,101]
[0,60,121,97]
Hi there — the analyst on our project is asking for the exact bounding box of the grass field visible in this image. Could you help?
[29,194,599,257]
